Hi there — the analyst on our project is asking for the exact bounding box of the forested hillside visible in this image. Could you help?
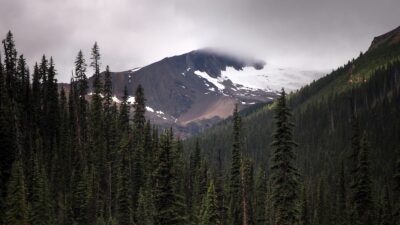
[184,28,400,224]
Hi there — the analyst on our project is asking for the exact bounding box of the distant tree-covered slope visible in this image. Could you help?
[185,27,400,183]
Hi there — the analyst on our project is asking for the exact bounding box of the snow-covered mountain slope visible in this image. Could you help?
[82,49,324,136]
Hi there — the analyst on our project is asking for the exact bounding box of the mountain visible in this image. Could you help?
[83,49,324,136]
[184,26,400,185]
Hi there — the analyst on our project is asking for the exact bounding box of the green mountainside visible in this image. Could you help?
[185,26,400,186]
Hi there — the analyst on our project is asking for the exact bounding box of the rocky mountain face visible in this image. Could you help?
[79,49,323,136]
[369,26,400,50]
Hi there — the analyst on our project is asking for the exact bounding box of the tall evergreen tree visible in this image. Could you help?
[153,132,183,225]
[254,167,268,225]
[228,104,243,225]
[349,113,361,223]
[269,89,299,225]
[29,155,53,225]
[4,160,29,225]
[200,181,220,225]
[2,31,18,99]
[354,133,374,225]
[133,84,146,133]
[118,87,130,132]
[241,158,255,225]
[336,162,348,225]
[136,180,156,225]
[74,50,88,146]
[117,140,132,225]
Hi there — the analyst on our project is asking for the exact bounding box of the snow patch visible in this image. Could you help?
[112,96,121,103]
[194,70,225,90]
[146,106,154,112]
[221,65,324,92]
[127,96,135,104]
[131,67,141,72]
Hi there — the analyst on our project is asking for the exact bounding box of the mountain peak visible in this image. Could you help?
[368,25,400,50]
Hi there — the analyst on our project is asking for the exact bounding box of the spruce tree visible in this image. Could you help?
[3,31,18,99]
[254,167,268,225]
[349,114,361,223]
[337,162,348,225]
[133,84,146,133]
[153,132,182,225]
[200,181,220,225]
[269,89,299,225]
[136,180,156,225]
[354,133,374,225]
[118,87,130,132]
[241,158,255,225]
[4,160,29,225]
[29,155,53,225]
[228,104,243,225]
[74,50,88,146]
[117,133,133,225]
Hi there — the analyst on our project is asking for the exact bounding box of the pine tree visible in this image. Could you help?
[349,113,361,224]
[153,132,182,225]
[4,159,29,225]
[269,89,299,225]
[44,57,59,163]
[117,134,133,225]
[336,162,348,225]
[254,167,268,225]
[133,84,146,133]
[2,31,18,99]
[241,158,255,225]
[118,87,130,132]
[354,133,374,225]
[74,50,88,145]
[29,155,53,225]
[228,104,243,225]
[136,180,156,225]
[200,181,220,225]
[72,165,90,225]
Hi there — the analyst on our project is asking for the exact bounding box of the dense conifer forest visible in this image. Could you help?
[0,29,400,225]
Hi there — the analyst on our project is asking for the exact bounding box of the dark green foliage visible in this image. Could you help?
[336,162,348,225]
[353,134,374,225]
[228,104,243,225]
[153,132,183,225]
[29,155,53,225]
[117,140,133,225]
[269,89,299,225]
[200,181,220,225]
[299,186,308,225]
[136,180,156,225]
[4,160,29,225]
[133,84,146,132]
[380,185,393,225]
[254,168,268,225]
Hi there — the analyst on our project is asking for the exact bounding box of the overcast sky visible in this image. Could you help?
[0,0,399,82]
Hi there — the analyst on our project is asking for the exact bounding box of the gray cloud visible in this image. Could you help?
[0,0,399,82]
